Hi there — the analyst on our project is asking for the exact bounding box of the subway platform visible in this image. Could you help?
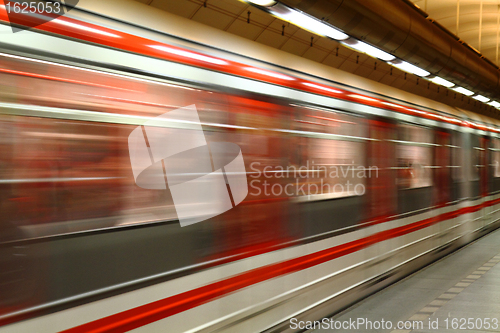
[314,227,500,333]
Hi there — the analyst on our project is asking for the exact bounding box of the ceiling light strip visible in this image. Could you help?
[243,1,499,111]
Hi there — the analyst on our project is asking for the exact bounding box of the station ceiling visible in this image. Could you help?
[411,0,500,67]
[133,0,500,118]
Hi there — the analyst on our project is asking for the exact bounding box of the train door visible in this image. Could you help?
[492,138,500,194]
[434,130,451,206]
[480,136,490,197]
[478,136,491,226]
[366,119,396,220]
[450,131,464,201]
[470,134,481,198]
[207,94,292,260]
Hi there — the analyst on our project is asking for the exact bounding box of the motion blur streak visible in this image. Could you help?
[1,2,500,333]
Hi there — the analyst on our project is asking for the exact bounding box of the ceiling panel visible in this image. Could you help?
[226,19,264,40]
[280,37,311,56]
[254,28,284,48]
[191,7,235,30]
[149,0,199,17]
[412,0,500,64]
[302,46,328,63]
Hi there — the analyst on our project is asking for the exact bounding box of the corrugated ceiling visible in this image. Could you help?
[411,0,500,66]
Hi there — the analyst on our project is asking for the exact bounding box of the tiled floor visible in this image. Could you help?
[313,227,500,332]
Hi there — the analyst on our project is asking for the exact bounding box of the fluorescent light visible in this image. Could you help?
[303,82,342,93]
[342,40,395,61]
[274,9,348,40]
[389,61,430,77]
[246,0,276,5]
[453,86,474,96]
[244,67,294,80]
[473,95,490,103]
[53,19,121,38]
[488,101,500,108]
[149,45,228,66]
[349,94,378,102]
[430,76,454,88]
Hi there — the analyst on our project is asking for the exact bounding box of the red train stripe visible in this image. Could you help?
[0,67,132,91]
[0,4,495,133]
[60,197,500,333]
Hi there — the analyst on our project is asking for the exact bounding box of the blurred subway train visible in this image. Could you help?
[1,1,500,332]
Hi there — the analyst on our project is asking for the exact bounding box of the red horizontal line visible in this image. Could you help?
[0,68,131,91]
[0,6,495,133]
[60,197,498,333]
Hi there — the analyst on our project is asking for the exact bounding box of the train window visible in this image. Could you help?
[291,106,367,198]
[7,117,142,229]
[492,138,500,178]
[0,53,249,238]
[396,124,433,188]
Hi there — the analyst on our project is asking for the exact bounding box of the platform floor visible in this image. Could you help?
[314,228,500,333]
